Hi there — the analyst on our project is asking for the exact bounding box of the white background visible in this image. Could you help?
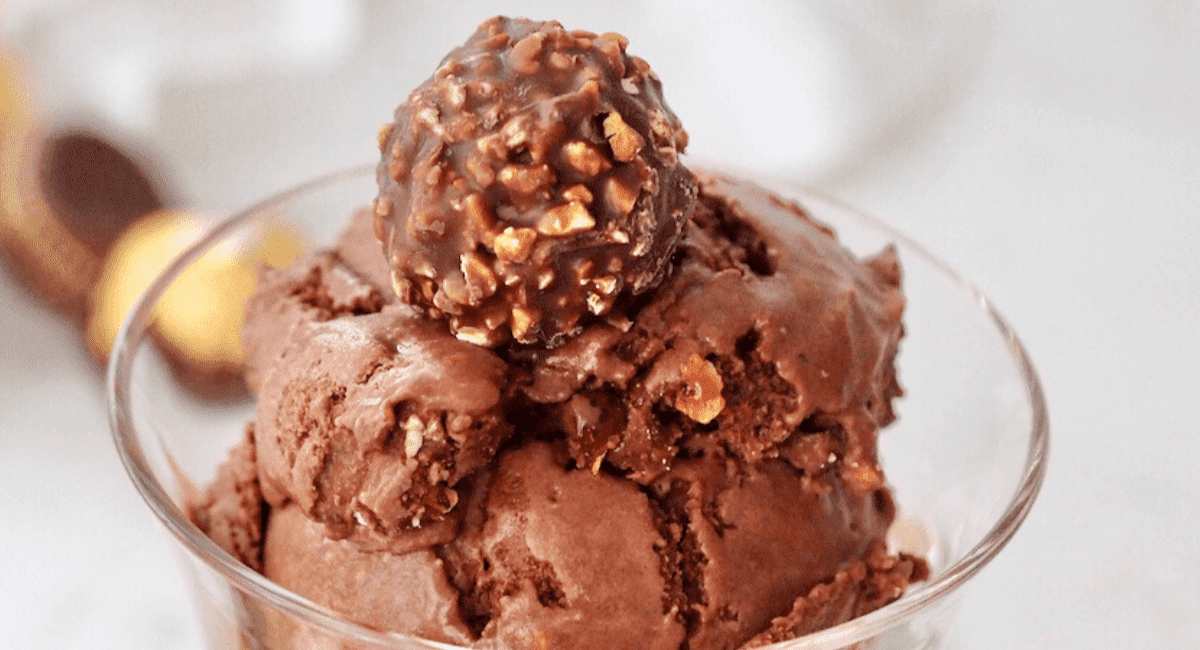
[2,1,1198,648]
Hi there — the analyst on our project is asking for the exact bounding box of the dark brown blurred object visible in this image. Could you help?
[0,87,164,324]
[40,132,165,255]
[0,49,265,399]
[2,54,87,321]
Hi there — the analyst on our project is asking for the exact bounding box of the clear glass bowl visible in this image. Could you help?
[108,165,1048,650]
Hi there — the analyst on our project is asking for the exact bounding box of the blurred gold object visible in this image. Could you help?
[87,209,303,397]
[3,47,304,398]
[86,211,206,360]
[1,50,27,122]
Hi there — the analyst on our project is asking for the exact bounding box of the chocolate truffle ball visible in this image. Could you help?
[375,16,695,347]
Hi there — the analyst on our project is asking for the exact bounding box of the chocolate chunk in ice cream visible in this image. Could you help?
[242,251,513,544]
[376,16,695,347]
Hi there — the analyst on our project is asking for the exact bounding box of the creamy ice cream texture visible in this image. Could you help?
[191,16,926,650]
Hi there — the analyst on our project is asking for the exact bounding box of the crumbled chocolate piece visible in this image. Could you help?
[376,16,695,347]
[188,425,264,572]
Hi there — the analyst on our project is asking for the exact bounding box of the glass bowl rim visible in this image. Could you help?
[107,163,1049,649]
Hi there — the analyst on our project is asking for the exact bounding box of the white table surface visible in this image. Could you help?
[2,2,1198,648]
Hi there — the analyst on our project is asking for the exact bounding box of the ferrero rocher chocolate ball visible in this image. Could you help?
[87,210,303,398]
[375,16,695,347]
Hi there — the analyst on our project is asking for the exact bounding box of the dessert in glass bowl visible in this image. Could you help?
[109,16,1046,650]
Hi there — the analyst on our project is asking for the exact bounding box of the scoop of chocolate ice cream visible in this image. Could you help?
[521,172,905,493]
[242,251,513,549]
[650,450,895,649]
[445,441,687,650]
[263,503,475,646]
[375,16,695,347]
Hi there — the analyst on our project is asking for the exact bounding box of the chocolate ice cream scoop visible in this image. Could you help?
[375,16,695,347]
[242,250,513,547]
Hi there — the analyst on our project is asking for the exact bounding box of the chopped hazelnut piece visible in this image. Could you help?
[390,271,408,300]
[509,31,546,75]
[439,274,471,307]
[604,178,638,216]
[454,326,497,347]
[562,184,594,205]
[424,163,444,188]
[483,308,508,330]
[442,488,459,512]
[577,79,602,101]
[572,257,595,280]
[444,80,466,108]
[403,415,425,459]
[464,155,496,187]
[548,51,576,70]
[493,226,537,263]
[538,202,595,236]
[374,196,393,219]
[498,163,555,196]
[562,141,610,177]
[843,462,883,492]
[476,132,507,158]
[461,252,498,299]
[416,106,440,131]
[463,193,495,231]
[377,123,394,151]
[593,275,618,295]
[649,110,672,140]
[603,112,644,162]
[629,56,651,76]
[412,258,437,279]
[479,32,510,50]
[501,116,531,148]
[511,305,535,340]
[586,292,607,315]
[674,353,726,424]
[387,158,407,182]
[594,32,629,75]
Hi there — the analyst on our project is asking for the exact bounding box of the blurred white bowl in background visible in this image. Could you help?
[7,0,994,206]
